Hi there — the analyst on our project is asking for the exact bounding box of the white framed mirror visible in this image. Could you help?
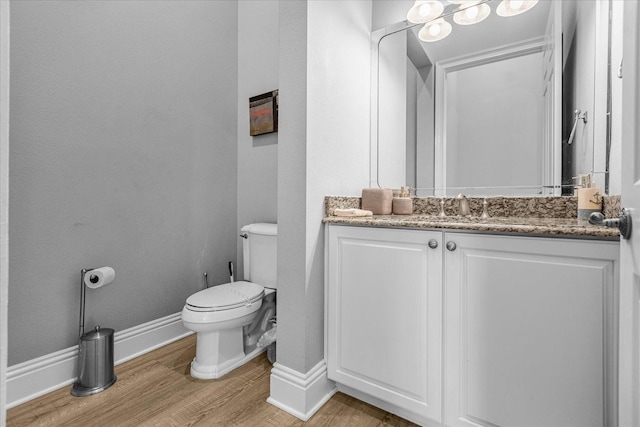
[371,0,620,197]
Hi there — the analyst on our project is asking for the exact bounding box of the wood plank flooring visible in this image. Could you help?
[7,335,417,426]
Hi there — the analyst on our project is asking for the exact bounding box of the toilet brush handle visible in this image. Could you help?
[229,261,234,283]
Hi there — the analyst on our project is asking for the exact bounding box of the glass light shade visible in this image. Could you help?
[496,0,539,17]
[418,18,453,42]
[407,0,445,24]
[453,2,490,25]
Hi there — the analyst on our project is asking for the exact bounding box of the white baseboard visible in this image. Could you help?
[6,312,192,408]
[267,359,336,421]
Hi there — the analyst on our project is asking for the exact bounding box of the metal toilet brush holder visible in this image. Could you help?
[71,268,117,397]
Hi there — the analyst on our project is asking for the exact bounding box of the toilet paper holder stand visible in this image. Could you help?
[70,268,117,397]
[78,268,96,339]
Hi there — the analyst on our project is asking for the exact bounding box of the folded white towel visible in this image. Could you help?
[333,208,373,217]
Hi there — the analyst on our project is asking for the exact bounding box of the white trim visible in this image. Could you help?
[0,1,9,424]
[267,359,336,421]
[6,312,192,408]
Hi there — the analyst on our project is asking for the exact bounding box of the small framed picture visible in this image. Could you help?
[249,90,279,136]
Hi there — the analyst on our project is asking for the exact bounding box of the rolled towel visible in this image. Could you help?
[333,208,374,217]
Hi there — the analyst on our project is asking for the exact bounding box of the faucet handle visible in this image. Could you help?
[455,193,471,217]
[481,198,490,219]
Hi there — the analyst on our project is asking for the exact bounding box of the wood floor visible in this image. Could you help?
[7,335,417,426]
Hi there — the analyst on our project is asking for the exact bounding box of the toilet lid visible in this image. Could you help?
[186,281,264,311]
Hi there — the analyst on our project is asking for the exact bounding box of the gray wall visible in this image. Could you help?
[7,0,373,380]
[8,1,238,365]
[237,0,279,280]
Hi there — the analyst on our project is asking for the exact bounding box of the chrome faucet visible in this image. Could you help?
[456,193,470,216]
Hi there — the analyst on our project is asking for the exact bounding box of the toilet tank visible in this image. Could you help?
[241,223,277,289]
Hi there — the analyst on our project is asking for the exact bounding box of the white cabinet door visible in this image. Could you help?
[326,225,443,423]
[444,233,619,427]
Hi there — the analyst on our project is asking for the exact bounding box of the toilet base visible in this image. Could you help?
[190,342,266,380]
[183,288,276,380]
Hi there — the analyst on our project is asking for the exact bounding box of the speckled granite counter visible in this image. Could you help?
[324,195,621,240]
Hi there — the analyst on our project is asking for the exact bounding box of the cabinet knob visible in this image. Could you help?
[428,239,438,249]
[446,241,457,251]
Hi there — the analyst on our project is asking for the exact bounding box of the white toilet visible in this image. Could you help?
[181,223,277,380]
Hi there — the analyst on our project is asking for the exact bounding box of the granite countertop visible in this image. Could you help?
[323,214,619,239]
[323,195,621,240]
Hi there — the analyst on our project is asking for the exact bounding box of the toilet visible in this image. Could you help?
[181,223,277,380]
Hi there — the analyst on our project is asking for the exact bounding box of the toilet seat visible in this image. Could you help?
[186,281,264,312]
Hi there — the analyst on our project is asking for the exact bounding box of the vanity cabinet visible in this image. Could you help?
[325,224,619,427]
[443,233,618,427]
[325,225,443,423]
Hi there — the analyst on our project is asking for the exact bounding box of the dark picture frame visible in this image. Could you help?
[249,90,279,136]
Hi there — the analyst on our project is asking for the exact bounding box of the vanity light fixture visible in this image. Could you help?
[408,0,538,42]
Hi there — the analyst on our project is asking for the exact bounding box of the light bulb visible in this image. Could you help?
[465,5,479,19]
[418,3,432,17]
[496,0,538,17]
[408,1,445,23]
[418,18,451,41]
[453,2,490,25]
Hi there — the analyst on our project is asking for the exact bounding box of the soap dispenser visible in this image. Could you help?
[576,174,602,219]
[392,187,413,215]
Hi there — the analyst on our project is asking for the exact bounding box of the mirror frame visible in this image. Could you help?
[370,20,418,189]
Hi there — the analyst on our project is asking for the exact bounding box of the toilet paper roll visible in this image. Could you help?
[84,267,116,289]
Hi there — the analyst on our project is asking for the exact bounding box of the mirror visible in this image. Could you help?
[371,0,621,196]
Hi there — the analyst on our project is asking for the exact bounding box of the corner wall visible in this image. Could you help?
[270,0,371,419]
[276,0,371,376]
